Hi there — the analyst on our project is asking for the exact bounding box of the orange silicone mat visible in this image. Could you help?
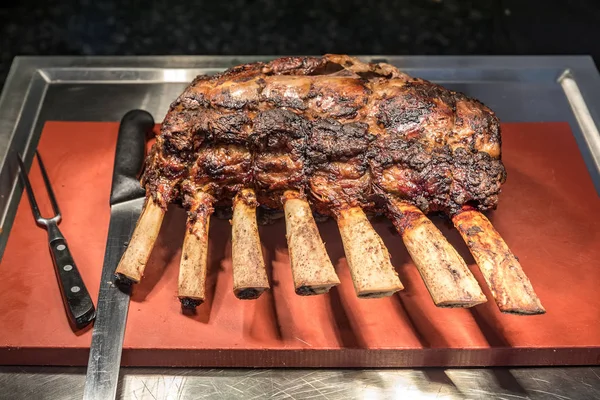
[0,121,599,367]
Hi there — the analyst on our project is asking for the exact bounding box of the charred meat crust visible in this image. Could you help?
[145,54,506,218]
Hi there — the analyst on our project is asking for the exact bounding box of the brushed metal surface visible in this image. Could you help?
[1,55,600,399]
[1,366,599,400]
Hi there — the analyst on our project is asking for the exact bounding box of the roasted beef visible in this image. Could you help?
[142,54,506,218]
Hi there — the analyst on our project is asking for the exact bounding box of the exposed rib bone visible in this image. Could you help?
[282,191,340,295]
[231,189,270,299]
[115,195,165,283]
[178,191,213,308]
[337,207,404,298]
[387,199,487,307]
[452,208,545,315]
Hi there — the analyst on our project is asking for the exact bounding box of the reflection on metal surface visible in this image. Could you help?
[559,69,600,186]
[162,69,194,83]
[44,68,225,84]
[0,366,599,399]
[0,71,49,256]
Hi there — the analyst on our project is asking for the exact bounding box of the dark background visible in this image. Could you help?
[1,0,599,87]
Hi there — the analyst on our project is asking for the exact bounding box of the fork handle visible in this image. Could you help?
[47,223,96,330]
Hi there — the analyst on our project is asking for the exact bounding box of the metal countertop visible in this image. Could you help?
[1,366,599,399]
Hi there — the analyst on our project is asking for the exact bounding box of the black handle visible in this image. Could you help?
[110,109,155,205]
[47,223,96,330]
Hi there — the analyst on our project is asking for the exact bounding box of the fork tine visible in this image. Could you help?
[35,151,61,218]
[16,153,43,223]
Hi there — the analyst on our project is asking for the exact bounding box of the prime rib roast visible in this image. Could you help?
[116,54,544,315]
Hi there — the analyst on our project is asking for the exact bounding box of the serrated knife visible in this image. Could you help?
[83,109,154,400]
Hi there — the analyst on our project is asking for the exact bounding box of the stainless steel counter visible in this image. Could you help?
[0,55,599,399]
[1,366,599,399]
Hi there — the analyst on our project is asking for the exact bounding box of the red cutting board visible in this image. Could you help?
[0,121,599,367]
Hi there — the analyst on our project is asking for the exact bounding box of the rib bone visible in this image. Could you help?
[115,195,165,283]
[452,209,545,315]
[337,207,404,298]
[178,191,213,308]
[282,190,340,295]
[231,189,270,299]
[387,199,487,307]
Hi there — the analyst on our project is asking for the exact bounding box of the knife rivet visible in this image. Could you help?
[71,286,80,293]
[64,264,73,271]
[57,244,66,251]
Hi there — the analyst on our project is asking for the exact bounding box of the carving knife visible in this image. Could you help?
[83,109,154,400]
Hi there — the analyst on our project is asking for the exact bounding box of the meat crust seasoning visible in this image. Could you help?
[117,55,544,315]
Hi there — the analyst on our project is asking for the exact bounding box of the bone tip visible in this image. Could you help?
[114,273,138,286]
[358,291,397,299]
[357,285,404,299]
[356,289,400,299]
[234,288,268,300]
[500,303,546,315]
[179,297,203,310]
[435,298,488,308]
[295,284,337,296]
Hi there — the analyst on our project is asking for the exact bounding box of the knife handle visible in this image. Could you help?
[47,222,96,330]
[110,109,155,205]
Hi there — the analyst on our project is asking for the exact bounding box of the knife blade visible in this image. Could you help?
[83,109,154,400]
